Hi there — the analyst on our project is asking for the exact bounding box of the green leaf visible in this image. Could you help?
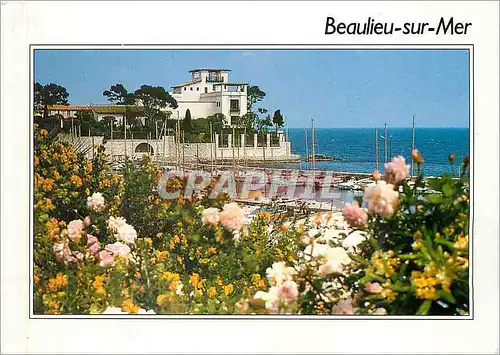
[426,178,442,191]
[416,300,432,315]
[437,290,456,304]
[442,183,455,198]
[434,239,455,252]
[426,193,443,204]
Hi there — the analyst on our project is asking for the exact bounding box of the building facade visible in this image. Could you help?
[44,68,249,127]
[168,68,248,125]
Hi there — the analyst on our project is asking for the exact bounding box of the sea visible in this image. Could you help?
[279,127,470,177]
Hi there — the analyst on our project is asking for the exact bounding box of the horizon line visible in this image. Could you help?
[287,126,469,129]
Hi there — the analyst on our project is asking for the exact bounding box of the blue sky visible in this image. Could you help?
[34,49,469,128]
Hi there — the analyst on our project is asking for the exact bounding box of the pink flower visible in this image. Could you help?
[67,219,84,241]
[365,282,383,294]
[87,234,98,245]
[318,261,344,276]
[219,202,245,232]
[53,241,75,265]
[299,234,312,245]
[98,250,114,267]
[363,181,399,217]
[104,242,131,257]
[372,170,382,181]
[332,298,356,315]
[83,216,91,226]
[384,156,409,184]
[201,207,220,225]
[342,200,368,228]
[278,281,299,303]
[89,242,100,254]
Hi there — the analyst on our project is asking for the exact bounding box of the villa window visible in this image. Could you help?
[205,87,208,93]
[213,85,216,91]
[230,99,239,111]
[190,87,193,91]
[197,87,199,91]
[184,87,186,91]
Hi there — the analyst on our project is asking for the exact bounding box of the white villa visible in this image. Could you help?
[45,68,248,127]
[168,68,248,125]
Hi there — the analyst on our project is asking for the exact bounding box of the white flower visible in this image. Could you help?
[201,207,220,225]
[254,287,280,313]
[303,243,329,261]
[364,181,399,217]
[107,216,127,231]
[373,307,387,315]
[116,224,137,244]
[266,261,297,286]
[325,247,351,266]
[107,216,137,244]
[342,231,366,250]
[175,283,184,296]
[307,228,320,238]
[87,192,106,212]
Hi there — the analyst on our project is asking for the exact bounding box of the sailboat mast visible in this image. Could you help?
[375,127,379,171]
[384,122,388,163]
[304,129,309,169]
[411,115,416,176]
[311,118,315,171]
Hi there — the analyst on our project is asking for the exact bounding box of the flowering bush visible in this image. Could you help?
[246,155,470,316]
[33,128,301,314]
[33,129,469,316]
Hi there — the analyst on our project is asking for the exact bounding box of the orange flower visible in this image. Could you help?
[189,273,200,288]
[45,218,60,238]
[122,299,140,314]
[70,175,83,187]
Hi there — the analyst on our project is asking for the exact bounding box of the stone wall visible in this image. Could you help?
[97,133,299,163]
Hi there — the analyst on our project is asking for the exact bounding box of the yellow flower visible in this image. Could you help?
[92,275,106,296]
[189,273,200,288]
[85,161,93,173]
[208,247,217,255]
[122,299,140,314]
[208,287,217,297]
[70,175,83,187]
[454,235,468,250]
[45,218,60,238]
[223,284,234,296]
[161,272,180,282]
[40,129,48,137]
[157,294,173,307]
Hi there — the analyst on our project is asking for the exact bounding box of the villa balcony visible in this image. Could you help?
[206,76,224,83]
